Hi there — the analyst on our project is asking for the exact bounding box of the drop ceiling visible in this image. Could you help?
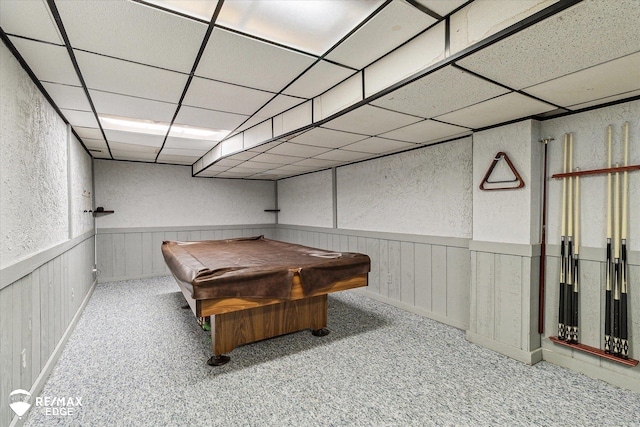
[1,0,639,180]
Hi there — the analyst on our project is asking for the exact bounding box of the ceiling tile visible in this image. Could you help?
[254,94,306,119]
[156,154,196,165]
[325,0,437,69]
[449,0,555,56]
[292,158,342,168]
[144,0,219,21]
[434,92,556,129]
[75,50,188,103]
[456,0,640,89]
[225,166,266,174]
[364,21,445,97]
[81,138,108,151]
[56,0,207,73]
[249,152,303,165]
[232,115,267,135]
[42,82,91,111]
[8,37,80,86]
[160,147,206,157]
[215,170,257,179]
[183,77,274,116]
[266,143,331,158]
[223,151,258,162]
[91,151,112,160]
[215,158,245,168]
[323,105,422,135]
[74,127,104,140]
[108,141,157,153]
[249,172,284,180]
[104,129,165,148]
[111,150,157,162]
[0,0,62,43]
[371,66,510,118]
[89,90,177,123]
[163,136,215,151]
[289,127,368,149]
[175,105,248,131]
[314,149,373,162]
[283,60,357,99]
[379,119,470,143]
[247,141,283,153]
[413,0,467,17]
[568,89,640,111]
[269,164,317,173]
[342,137,416,154]
[198,165,232,177]
[60,109,98,128]
[196,28,317,92]
[235,161,280,170]
[524,53,640,109]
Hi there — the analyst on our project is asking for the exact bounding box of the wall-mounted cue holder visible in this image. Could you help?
[549,336,638,367]
[549,125,639,367]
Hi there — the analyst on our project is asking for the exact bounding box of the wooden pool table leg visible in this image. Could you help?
[207,355,230,366]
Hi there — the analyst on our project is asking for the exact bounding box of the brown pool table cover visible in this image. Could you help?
[161,236,370,300]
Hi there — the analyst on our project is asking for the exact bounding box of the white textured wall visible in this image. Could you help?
[473,120,541,244]
[277,169,333,228]
[337,138,473,238]
[0,43,69,268]
[94,160,276,228]
[541,100,640,251]
[69,132,94,237]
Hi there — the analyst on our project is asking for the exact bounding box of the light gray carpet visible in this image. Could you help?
[25,276,640,426]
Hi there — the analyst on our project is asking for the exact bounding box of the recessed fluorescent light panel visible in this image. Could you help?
[99,115,229,141]
[100,114,168,136]
[168,123,230,141]
[217,0,386,55]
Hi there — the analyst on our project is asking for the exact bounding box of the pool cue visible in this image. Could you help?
[604,126,613,353]
[613,165,621,355]
[571,169,580,343]
[539,137,552,334]
[620,122,629,359]
[558,134,568,340]
[565,133,575,341]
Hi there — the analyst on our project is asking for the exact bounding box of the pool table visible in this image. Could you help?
[161,236,370,365]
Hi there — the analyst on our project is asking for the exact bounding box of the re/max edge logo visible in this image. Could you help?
[35,396,83,416]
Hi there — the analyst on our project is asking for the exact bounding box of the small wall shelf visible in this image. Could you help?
[93,210,114,217]
[264,209,280,212]
[549,336,638,367]
[552,165,640,179]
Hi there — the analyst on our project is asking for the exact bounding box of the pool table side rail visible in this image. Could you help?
[175,273,368,317]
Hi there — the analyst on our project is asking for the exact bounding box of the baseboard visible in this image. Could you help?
[10,278,98,427]
[466,331,543,365]
[354,288,469,331]
[541,347,640,393]
[98,272,167,283]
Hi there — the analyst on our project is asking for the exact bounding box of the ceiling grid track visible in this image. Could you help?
[194,0,585,178]
[153,0,225,162]
[4,0,638,179]
[46,0,114,159]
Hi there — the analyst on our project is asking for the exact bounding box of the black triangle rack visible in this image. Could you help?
[479,151,525,191]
